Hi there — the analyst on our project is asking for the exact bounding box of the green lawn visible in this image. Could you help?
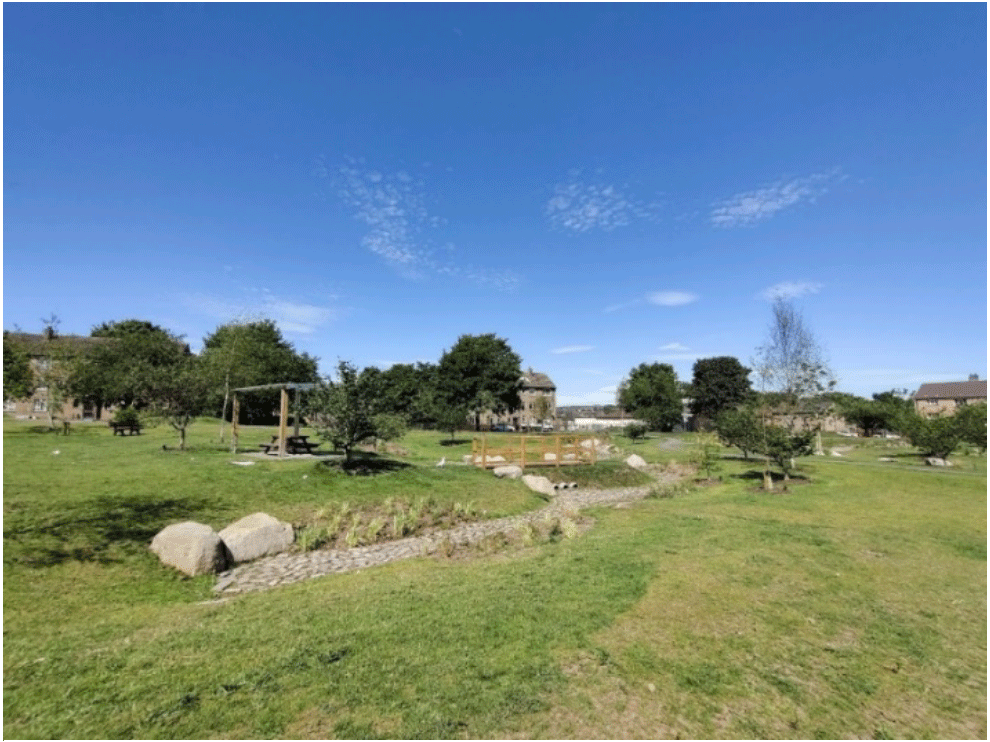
[4,418,986,738]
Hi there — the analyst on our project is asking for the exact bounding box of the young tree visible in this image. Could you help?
[3,332,34,401]
[144,356,212,450]
[714,407,762,459]
[955,403,988,452]
[436,334,522,431]
[308,360,378,462]
[754,298,835,485]
[617,362,682,431]
[900,412,963,460]
[690,356,754,425]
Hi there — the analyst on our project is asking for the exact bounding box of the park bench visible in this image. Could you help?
[109,422,142,436]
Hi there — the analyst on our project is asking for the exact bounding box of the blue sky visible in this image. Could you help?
[4,3,986,405]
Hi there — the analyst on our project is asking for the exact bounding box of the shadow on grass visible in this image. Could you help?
[4,494,220,568]
[439,438,472,447]
[314,452,413,477]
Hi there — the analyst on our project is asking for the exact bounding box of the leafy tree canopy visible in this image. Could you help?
[618,362,682,432]
[3,332,34,401]
[200,320,318,423]
[308,360,379,461]
[436,334,522,430]
[690,356,754,420]
[71,319,188,411]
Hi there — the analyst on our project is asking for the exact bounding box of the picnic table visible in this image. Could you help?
[259,435,320,455]
[109,422,142,435]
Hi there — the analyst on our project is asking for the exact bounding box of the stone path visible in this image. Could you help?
[213,471,677,598]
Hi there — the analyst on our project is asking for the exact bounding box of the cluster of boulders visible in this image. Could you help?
[150,512,294,576]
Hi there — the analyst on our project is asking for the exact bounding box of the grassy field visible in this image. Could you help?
[4,418,986,738]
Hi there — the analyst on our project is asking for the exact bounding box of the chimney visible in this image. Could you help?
[969,373,979,381]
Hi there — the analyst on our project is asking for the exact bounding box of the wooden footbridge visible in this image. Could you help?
[471,433,599,469]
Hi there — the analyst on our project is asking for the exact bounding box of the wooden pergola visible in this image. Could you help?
[230,382,319,457]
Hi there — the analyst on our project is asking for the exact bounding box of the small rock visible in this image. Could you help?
[925,457,952,467]
[493,465,523,479]
[625,454,647,470]
[521,474,555,497]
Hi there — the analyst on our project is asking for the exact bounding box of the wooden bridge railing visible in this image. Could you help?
[471,433,599,469]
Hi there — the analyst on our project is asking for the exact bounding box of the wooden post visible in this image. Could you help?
[481,435,488,469]
[520,435,526,470]
[278,387,289,458]
[292,386,301,437]
[231,394,240,454]
[555,434,562,468]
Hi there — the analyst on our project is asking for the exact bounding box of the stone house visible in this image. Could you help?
[480,369,557,431]
[3,331,114,421]
[912,377,987,417]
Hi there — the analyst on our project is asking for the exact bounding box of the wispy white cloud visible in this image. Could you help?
[759,281,824,300]
[605,290,699,313]
[604,298,644,314]
[545,170,660,233]
[321,158,520,291]
[653,341,707,363]
[647,291,698,307]
[182,291,340,335]
[551,345,595,354]
[711,168,843,227]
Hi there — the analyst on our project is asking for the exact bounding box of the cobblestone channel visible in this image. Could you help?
[214,473,677,598]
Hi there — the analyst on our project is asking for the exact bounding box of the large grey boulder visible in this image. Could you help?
[219,512,295,563]
[493,465,523,479]
[150,521,228,576]
[522,474,555,497]
[625,453,648,470]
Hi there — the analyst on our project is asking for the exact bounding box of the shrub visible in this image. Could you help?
[112,407,140,427]
[624,423,649,442]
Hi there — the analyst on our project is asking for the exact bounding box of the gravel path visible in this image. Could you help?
[213,470,677,598]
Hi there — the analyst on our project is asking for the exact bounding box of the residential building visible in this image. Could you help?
[481,369,557,431]
[3,331,112,421]
[912,376,988,417]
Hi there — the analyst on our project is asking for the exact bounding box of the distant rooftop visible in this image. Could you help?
[913,379,987,400]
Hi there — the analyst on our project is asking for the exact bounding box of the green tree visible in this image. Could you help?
[436,334,522,431]
[714,406,762,459]
[144,356,212,450]
[3,332,34,401]
[754,298,835,485]
[955,403,988,452]
[760,426,814,482]
[308,361,378,462]
[624,422,649,442]
[200,319,319,435]
[901,412,963,460]
[690,356,754,424]
[617,362,682,431]
[691,432,724,481]
[72,319,189,414]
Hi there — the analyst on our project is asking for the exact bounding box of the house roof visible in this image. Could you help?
[913,380,987,400]
[5,332,112,356]
[521,370,555,390]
